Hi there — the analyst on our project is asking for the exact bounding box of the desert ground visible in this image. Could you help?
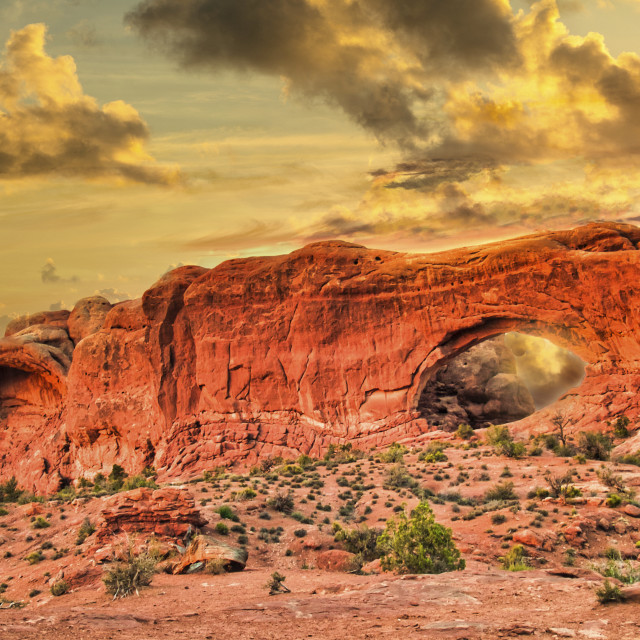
[1,433,640,640]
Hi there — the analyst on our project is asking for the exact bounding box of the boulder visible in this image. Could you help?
[623,503,640,518]
[513,529,544,548]
[315,550,358,572]
[97,487,206,540]
[171,535,248,574]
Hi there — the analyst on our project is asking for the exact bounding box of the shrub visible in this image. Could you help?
[597,467,630,495]
[122,475,157,492]
[217,505,239,521]
[108,464,128,491]
[205,558,227,575]
[267,491,295,514]
[293,529,307,538]
[32,516,51,530]
[0,508,8,517]
[384,465,419,492]
[25,551,44,565]
[577,432,612,461]
[594,558,640,584]
[618,453,640,467]
[456,423,474,440]
[103,549,157,598]
[0,476,23,503]
[418,442,449,464]
[545,470,580,499]
[50,580,69,597]
[235,488,257,501]
[379,443,407,464]
[491,513,507,525]
[332,523,382,562]
[76,518,96,545]
[484,481,517,502]
[613,416,631,439]
[486,426,525,459]
[266,571,290,594]
[500,544,529,571]
[377,502,465,574]
[595,580,625,604]
[296,454,315,469]
[606,493,623,508]
[215,522,229,535]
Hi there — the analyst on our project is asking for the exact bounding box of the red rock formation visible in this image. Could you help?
[97,487,206,540]
[2,222,640,491]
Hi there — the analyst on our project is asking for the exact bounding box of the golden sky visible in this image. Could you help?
[2,0,640,330]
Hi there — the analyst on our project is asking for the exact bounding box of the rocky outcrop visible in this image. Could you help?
[67,296,112,345]
[2,222,640,491]
[97,487,207,540]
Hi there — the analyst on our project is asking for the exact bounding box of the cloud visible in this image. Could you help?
[95,288,131,303]
[126,0,519,149]
[505,333,586,408]
[126,0,640,247]
[66,20,100,48]
[41,258,78,284]
[0,23,179,184]
[182,221,298,253]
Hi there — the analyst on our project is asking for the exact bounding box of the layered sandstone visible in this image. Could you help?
[1,222,640,491]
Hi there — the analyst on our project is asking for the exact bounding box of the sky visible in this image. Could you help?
[2,0,640,331]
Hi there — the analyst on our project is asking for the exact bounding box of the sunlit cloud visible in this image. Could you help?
[0,23,180,184]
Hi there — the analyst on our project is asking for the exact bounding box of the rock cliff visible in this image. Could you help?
[2,222,640,491]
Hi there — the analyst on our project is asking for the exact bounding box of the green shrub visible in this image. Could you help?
[486,426,525,459]
[333,523,382,562]
[545,470,580,498]
[577,431,612,461]
[500,544,529,571]
[215,522,229,535]
[594,559,640,585]
[103,549,157,598]
[484,482,517,502]
[108,464,128,491]
[606,493,623,508]
[50,580,69,597]
[296,454,315,469]
[32,516,50,529]
[613,416,631,439]
[618,453,640,467]
[217,505,239,521]
[76,518,96,545]
[595,580,625,604]
[380,443,407,464]
[384,465,419,492]
[0,476,23,503]
[377,502,465,574]
[122,475,157,492]
[293,529,307,538]
[0,508,8,516]
[456,423,474,440]
[235,488,257,501]
[25,551,44,565]
[420,450,448,464]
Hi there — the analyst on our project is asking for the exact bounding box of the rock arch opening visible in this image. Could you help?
[416,333,586,431]
[0,365,63,420]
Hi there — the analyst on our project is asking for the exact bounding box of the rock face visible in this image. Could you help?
[417,336,536,430]
[97,487,207,540]
[2,222,640,491]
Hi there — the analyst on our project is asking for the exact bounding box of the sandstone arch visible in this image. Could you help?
[2,221,640,490]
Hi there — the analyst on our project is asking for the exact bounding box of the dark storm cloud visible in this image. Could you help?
[126,0,519,148]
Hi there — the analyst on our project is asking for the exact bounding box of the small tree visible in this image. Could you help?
[377,502,465,574]
[577,431,612,461]
[551,411,574,447]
